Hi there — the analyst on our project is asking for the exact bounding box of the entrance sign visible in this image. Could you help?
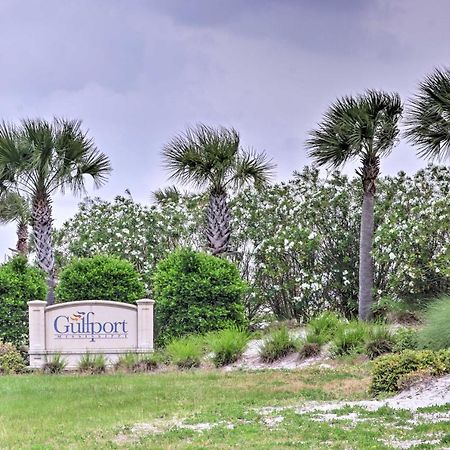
[28,299,154,369]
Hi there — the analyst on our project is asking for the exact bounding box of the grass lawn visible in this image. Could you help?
[0,363,449,449]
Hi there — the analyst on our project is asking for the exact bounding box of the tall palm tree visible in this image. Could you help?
[0,118,111,303]
[405,67,450,161]
[306,90,402,320]
[0,191,31,255]
[163,124,274,255]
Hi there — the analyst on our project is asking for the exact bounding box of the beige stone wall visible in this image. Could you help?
[28,299,154,369]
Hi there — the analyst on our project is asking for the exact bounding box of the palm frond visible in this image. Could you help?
[404,67,450,161]
[230,149,275,190]
[0,191,31,225]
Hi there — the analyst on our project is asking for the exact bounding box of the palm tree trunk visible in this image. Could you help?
[358,157,379,321]
[32,192,56,304]
[206,191,231,255]
[16,221,28,255]
[358,191,375,320]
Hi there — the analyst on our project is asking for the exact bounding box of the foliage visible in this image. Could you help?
[371,349,450,394]
[43,354,67,374]
[165,335,204,369]
[364,324,394,359]
[0,256,47,347]
[55,165,450,323]
[56,255,145,303]
[0,347,26,374]
[152,249,247,346]
[259,326,298,362]
[307,311,343,344]
[208,327,249,367]
[77,353,107,374]
[392,327,418,352]
[417,296,450,350]
[298,342,321,359]
[114,352,160,372]
[330,321,368,356]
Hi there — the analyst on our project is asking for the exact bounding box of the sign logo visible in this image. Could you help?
[53,311,128,342]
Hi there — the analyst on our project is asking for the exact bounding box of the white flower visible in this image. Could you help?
[389,252,395,260]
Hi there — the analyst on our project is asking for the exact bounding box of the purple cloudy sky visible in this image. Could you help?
[0,0,449,259]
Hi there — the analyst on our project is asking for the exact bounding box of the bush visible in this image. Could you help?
[0,342,26,374]
[308,311,343,343]
[208,328,249,367]
[56,255,146,304]
[298,342,321,359]
[165,335,204,369]
[364,324,394,359]
[259,326,298,363]
[371,349,450,394]
[43,353,67,374]
[152,249,247,346]
[0,256,47,347]
[330,321,368,356]
[392,327,418,352]
[114,352,160,372]
[417,296,450,350]
[78,353,107,374]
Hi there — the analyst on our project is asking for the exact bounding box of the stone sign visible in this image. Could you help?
[28,299,154,369]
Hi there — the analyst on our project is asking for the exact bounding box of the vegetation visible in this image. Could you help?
[259,326,298,362]
[371,349,450,394]
[405,67,450,161]
[417,296,450,350]
[43,353,68,374]
[306,90,403,321]
[114,352,160,373]
[330,321,368,356]
[152,249,247,346]
[78,353,107,374]
[55,255,146,304]
[208,327,249,367]
[165,335,204,369]
[0,256,47,347]
[306,311,343,344]
[0,118,111,303]
[364,324,394,359]
[162,124,274,255]
[0,342,25,374]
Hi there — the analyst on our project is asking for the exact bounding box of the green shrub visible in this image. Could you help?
[364,324,394,359]
[78,353,107,374]
[298,342,321,359]
[0,256,47,347]
[259,326,298,363]
[56,255,145,304]
[208,328,249,367]
[308,311,343,343]
[0,343,26,374]
[152,249,247,346]
[114,352,160,372]
[165,335,204,369]
[392,327,418,352]
[417,296,450,350]
[371,349,450,394]
[330,321,368,356]
[43,353,67,374]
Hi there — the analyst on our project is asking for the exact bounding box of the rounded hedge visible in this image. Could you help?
[0,256,47,347]
[56,255,146,304]
[152,249,247,346]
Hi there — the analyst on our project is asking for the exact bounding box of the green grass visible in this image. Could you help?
[0,362,448,449]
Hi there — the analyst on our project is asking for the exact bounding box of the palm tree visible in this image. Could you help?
[0,118,111,303]
[0,191,31,255]
[306,90,402,320]
[162,124,274,255]
[405,67,450,161]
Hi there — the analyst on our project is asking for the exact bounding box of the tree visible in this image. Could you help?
[0,192,31,255]
[306,91,402,320]
[162,124,274,255]
[0,118,111,304]
[405,67,450,162]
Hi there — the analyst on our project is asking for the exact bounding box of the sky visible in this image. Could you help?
[0,0,449,259]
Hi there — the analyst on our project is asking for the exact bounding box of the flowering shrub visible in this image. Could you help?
[55,165,450,323]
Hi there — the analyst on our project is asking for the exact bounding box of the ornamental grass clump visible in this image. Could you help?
[208,327,249,367]
[417,296,450,351]
[78,353,107,374]
[115,352,160,372]
[330,321,368,356]
[305,311,343,346]
[364,324,394,359]
[43,353,67,374]
[165,335,204,369]
[259,326,298,363]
